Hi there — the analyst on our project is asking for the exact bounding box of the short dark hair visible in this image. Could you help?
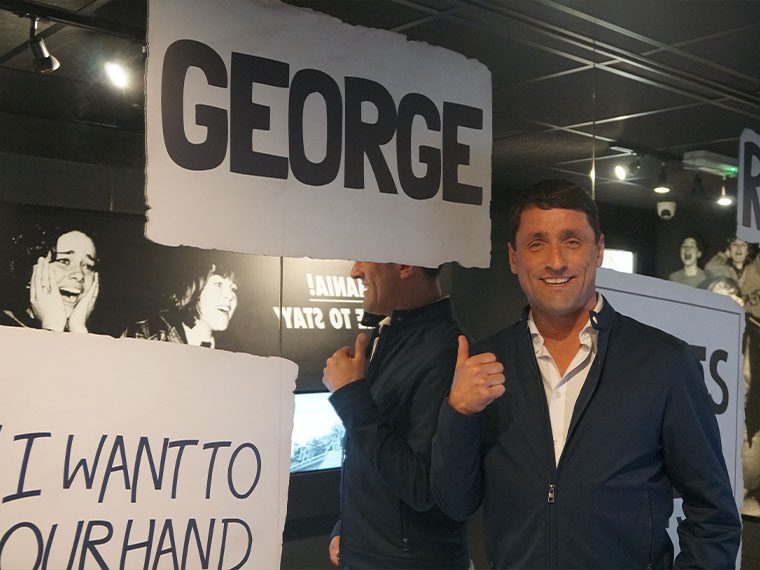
[706,276,740,295]
[508,179,602,246]
[726,236,748,247]
[420,265,442,279]
[681,236,704,253]
[173,262,237,326]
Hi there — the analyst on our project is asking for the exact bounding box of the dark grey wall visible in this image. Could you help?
[0,151,144,214]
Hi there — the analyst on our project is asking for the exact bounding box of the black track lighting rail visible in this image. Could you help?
[0,0,143,42]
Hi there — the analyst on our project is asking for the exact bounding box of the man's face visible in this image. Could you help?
[680,238,701,268]
[197,274,238,332]
[50,231,97,318]
[508,207,604,321]
[729,240,748,265]
[351,262,401,316]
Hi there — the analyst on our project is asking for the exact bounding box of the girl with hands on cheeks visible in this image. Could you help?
[2,227,99,333]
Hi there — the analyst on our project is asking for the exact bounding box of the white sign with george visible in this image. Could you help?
[0,328,297,569]
[145,0,492,268]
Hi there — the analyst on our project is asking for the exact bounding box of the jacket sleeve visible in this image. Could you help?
[330,519,341,539]
[664,345,741,569]
[328,349,457,512]
[430,400,485,521]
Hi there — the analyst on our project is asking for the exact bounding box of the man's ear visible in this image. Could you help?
[508,243,518,275]
[398,265,416,280]
[596,234,605,268]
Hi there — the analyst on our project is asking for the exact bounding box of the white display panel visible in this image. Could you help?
[145,0,492,267]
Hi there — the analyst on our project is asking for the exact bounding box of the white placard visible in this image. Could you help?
[597,268,744,558]
[0,328,296,569]
[145,0,492,268]
[737,128,760,244]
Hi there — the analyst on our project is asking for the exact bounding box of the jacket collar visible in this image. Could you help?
[519,293,618,333]
[388,296,454,329]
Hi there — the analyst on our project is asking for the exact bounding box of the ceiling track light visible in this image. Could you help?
[105,61,129,88]
[717,176,733,206]
[614,156,640,181]
[28,16,60,74]
[653,162,670,194]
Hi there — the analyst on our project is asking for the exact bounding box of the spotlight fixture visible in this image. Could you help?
[105,62,128,88]
[28,17,60,75]
[717,177,733,206]
[653,162,670,194]
[614,157,640,181]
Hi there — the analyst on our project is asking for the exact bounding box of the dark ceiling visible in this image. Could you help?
[0,0,758,214]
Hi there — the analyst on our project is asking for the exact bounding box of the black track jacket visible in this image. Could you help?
[431,300,741,569]
[330,298,469,569]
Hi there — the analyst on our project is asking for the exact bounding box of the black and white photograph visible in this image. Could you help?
[0,201,282,355]
[0,201,368,390]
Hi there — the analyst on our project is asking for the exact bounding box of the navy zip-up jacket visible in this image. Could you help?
[330,298,469,569]
[431,300,740,569]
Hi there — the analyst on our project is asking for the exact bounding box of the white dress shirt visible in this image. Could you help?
[370,316,391,359]
[527,295,603,465]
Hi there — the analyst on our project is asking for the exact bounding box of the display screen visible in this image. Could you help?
[602,248,636,274]
[290,391,345,473]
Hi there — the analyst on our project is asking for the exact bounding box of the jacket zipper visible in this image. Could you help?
[398,499,409,552]
[646,489,653,569]
[524,334,557,570]
[339,438,348,564]
[522,313,611,569]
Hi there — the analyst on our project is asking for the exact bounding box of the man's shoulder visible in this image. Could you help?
[388,306,461,362]
[611,310,691,356]
[411,300,462,336]
[474,320,525,353]
[414,317,462,357]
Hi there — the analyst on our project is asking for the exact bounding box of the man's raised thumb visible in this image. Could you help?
[354,332,370,359]
[456,335,469,366]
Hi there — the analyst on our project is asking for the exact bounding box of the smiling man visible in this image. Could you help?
[431,180,741,569]
[322,262,468,569]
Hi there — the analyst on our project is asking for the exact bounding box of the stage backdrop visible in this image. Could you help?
[597,268,744,559]
[145,0,492,268]
[0,329,297,569]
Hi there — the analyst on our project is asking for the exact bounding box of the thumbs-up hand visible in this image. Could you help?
[448,335,505,415]
[323,332,370,392]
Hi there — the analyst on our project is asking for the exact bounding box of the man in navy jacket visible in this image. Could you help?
[431,180,741,569]
[324,262,468,569]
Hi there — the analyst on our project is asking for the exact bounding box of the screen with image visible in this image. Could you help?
[290,391,345,473]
